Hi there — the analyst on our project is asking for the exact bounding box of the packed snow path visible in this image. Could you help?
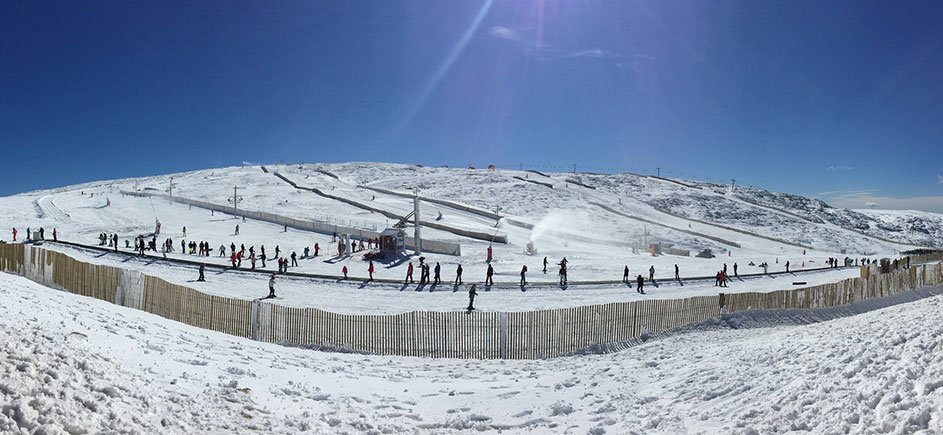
[3,273,943,433]
[43,241,863,314]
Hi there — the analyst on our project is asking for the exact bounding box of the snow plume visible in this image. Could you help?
[529,210,598,247]
[867,201,880,208]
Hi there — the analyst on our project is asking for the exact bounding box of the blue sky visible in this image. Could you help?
[2,1,943,210]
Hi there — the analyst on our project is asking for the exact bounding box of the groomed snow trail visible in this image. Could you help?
[3,273,943,433]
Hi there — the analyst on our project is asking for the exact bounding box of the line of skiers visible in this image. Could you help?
[12,227,57,242]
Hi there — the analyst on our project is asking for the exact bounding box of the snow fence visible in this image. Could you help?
[1,243,942,360]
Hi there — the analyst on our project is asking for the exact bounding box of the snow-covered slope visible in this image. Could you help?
[4,271,943,433]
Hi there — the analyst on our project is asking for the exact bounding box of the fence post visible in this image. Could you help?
[498,312,508,359]
[250,299,260,341]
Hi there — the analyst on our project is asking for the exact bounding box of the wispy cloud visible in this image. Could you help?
[866,201,880,208]
[826,165,853,172]
[937,174,942,184]
[489,25,520,42]
[564,48,621,59]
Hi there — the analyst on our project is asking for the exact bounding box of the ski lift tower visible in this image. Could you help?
[413,189,422,255]
[228,186,244,220]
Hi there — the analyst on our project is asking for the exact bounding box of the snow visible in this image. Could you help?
[4,270,943,433]
[1,162,938,315]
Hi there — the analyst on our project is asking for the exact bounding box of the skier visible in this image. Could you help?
[368,261,375,281]
[649,265,655,283]
[291,251,298,267]
[733,262,738,277]
[52,228,57,241]
[198,263,205,282]
[406,262,414,283]
[723,263,728,277]
[235,224,239,235]
[303,247,310,258]
[636,275,644,293]
[520,265,528,286]
[112,234,118,252]
[314,243,319,257]
[486,246,493,263]
[543,257,548,273]
[342,265,348,279]
[267,274,276,298]
[674,264,680,281]
[434,262,441,285]
[786,261,790,273]
[26,228,31,240]
[275,245,280,259]
[12,228,16,241]
[623,266,629,283]
[422,264,430,284]
[231,253,238,269]
[467,284,478,311]
[332,231,337,242]
[486,264,494,286]
[559,262,567,285]
[260,252,267,268]
[39,227,44,240]
[455,264,463,285]
[219,244,226,257]
[250,253,256,270]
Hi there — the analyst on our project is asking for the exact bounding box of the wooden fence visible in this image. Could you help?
[1,244,941,359]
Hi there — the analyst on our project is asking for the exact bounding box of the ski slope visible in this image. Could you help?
[0,162,940,314]
[3,271,943,433]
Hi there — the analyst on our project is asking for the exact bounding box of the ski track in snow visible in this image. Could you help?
[3,273,943,433]
[36,195,70,220]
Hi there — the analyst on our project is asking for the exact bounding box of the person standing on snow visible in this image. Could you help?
[520,265,528,286]
[486,264,494,286]
[219,244,226,257]
[543,257,548,273]
[291,251,298,267]
[52,228,57,241]
[455,264,463,285]
[786,261,790,273]
[623,266,629,283]
[235,224,239,236]
[406,262,414,283]
[467,284,478,311]
[674,264,680,281]
[487,246,493,263]
[198,263,205,282]
[314,243,320,257]
[267,274,276,298]
[12,228,16,241]
[649,265,655,283]
[434,262,441,285]
[636,275,645,294]
[368,261,375,281]
[342,265,348,279]
[733,262,738,277]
